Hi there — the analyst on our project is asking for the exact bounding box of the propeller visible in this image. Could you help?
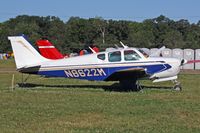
[120,41,128,49]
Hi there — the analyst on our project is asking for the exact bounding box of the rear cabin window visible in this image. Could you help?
[108,51,121,62]
[124,50,141,61]
[97,54,105,60]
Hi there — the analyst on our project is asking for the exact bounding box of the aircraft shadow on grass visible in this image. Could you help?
[17,83,172,92]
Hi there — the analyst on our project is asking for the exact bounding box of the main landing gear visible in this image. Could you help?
[172,80,182,91]
[119,80,142,91]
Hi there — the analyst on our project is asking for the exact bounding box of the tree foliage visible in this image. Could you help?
[0,15,200,53]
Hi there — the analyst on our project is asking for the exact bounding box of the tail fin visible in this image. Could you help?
[36,39,64,59]
[8,36,49,69]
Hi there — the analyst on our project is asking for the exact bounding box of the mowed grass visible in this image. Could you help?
[0,59,200,133]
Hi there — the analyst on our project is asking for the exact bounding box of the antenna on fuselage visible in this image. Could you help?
[89,46,96,53]
[120,41,128,49]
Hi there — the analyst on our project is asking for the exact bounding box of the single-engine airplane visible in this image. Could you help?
[8,36,187,91]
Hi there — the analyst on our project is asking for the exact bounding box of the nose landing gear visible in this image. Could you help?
[172,80,182,91]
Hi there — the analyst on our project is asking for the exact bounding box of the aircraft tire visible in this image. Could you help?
[120,80,139,91]
[173,84,182,91]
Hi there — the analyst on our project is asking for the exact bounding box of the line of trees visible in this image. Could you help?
[0,15,200,53]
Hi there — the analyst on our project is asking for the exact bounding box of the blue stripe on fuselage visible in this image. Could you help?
[37,63,171,81]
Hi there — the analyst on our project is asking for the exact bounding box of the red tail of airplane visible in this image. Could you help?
[36,39,64,59]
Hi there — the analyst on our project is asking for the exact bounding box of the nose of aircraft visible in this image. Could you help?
[149,57,186,80]
[163,58,182,76]
[166,58,187,67]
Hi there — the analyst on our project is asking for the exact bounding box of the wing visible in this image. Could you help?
[105,67,149,81]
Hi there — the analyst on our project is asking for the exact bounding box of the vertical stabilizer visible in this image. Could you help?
[36,39,64,59]
[8,36,49,69]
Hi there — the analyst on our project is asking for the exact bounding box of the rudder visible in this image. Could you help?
[8,36,49,69]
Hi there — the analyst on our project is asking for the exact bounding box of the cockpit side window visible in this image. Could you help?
[124,50,141,61]
[108,51,121,62]
[97,54,105,60]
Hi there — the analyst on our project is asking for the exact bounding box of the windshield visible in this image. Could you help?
[138,49,149,58]
[124,50,141,61]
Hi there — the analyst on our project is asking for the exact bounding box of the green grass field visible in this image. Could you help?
[0,59,200,133]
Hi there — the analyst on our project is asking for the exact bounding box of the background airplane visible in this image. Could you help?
[36,38,99,59]
[36,39,64,59]
[8,36,187,91]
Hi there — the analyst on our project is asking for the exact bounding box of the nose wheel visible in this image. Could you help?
[172,80,182,91]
